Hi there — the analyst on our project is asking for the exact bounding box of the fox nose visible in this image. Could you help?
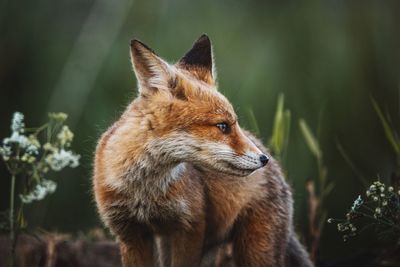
[259,154,269,166]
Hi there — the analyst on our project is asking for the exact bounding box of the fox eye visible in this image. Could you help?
[216,122,231,134]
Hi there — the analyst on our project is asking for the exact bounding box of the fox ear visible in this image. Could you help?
[177,34,215,84]
[130,39,172,95]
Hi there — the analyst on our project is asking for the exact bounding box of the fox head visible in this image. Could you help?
[127,34,269,177]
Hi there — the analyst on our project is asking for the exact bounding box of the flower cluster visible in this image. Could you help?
[20,179,57,204]
[46,148,79,171]
[57,125,74,147]
[0,111,80,204]
[0,112,39,163]
[328,180,400,242]
[11,112,25,133]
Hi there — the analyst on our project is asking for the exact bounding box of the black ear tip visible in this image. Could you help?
[130,39,142,47]
[178,34,213,71]
[199,33,209,40]
[130,39,155,54]
[196,34,211,46]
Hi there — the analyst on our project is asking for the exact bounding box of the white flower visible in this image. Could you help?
[2,131,39,162]
[0,146,12,161]
[48,112,68,122]
[26,144,39,155]
[25,137,40,157]
[375,207,381,214]
[57,126,74,146]
[351,195,363,211]
[46,149,80,171]
[21,153,36,163]
[28,135,40,148]
[43,142,57,152]
[4,132,30,149]
[388,186,394,192]
[11,112,25,133]
[20,179,57,204]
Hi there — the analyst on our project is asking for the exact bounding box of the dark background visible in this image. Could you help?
[1,0,400,262]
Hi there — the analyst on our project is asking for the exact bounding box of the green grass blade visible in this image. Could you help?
[336,140,369,187]
[282,109,291,163]
[247,108,260,137]
[299,119,322,160]
[269,94,284,155]
[370,96,400,154]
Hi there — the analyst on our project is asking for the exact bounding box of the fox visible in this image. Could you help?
[93,34,313,267]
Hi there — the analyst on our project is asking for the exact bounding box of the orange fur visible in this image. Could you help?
[93,35,313,267]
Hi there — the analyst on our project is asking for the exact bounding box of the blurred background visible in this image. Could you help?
[1,0,400,263]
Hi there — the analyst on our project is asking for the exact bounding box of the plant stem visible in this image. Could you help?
[8,174,16,267]
[357,210,400,231]
[33,123,49,136]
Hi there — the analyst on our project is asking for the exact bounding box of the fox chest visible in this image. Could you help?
[207,201,241,243]
[123,184,190,224]
[204,175,265,242]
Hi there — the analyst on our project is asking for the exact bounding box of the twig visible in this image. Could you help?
[8,174,16,267]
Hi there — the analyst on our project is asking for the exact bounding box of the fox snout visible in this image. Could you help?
[212,135,269,176]
[237,129,269,168]
[259,154,269,166]
[238,151,269,170]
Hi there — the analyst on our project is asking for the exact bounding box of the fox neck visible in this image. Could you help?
[105,109,192,194]
[107,150,188,222]
[105,135,187,196]
[125,155,186,194]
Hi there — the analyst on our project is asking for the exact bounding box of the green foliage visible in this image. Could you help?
[371,96,400,164]
[336,141,369,187]
[0,112,80,266]
[247,94,291,168]
[299,118,335,261]
[247,108,261,137]
[299,119,334,198]
[299,119,322,160]
[269,94,291,165]
[1,112,80,205]
[328,180,400,242]
[328,99,400,244]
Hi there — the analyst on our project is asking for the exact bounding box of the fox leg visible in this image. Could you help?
[201,246,222,267]
[119,233,154,267]
[199,243,235,267]
[285,233,314,267]
[155,236,171,267]
[169,221,205,267]
[232,199,289,267]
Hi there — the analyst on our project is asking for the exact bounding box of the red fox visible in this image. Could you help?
[93,34,313,267]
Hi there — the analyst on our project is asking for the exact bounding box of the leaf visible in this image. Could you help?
[271,94,284,152]
[320,166,328,185]
[322,182,335,197]
[247,108,260,137]
[269,94,291,161]
[282,109,291,160]
[299,119,322,160]
[336,140,369,187]
[370,96,400,154]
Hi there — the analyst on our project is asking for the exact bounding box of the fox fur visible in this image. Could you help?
[93,34,313,267]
